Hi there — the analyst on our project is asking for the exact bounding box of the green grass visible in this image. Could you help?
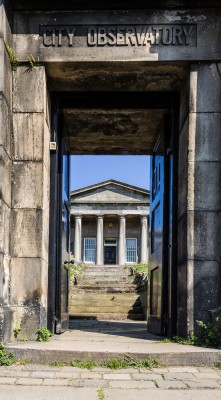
[49,356,161,370]
[0,343,14,366]
[49,360,97,370]
[130,264,148,273]
[97,388,105,400]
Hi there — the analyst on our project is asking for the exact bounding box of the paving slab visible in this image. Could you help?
[5,320,221,366]
[105,390,221,400]
[0,386,98,400]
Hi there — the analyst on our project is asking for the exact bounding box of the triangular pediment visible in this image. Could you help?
[71,180,149,204]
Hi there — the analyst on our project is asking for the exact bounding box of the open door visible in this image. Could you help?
[48,102,70,334]
[148,137,166,335]
[56,142,70,333]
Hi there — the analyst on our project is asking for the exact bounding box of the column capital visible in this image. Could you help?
[119,215,126,219]
[140,215,148,220]
[96,215,104,219]
[75,215,83,220]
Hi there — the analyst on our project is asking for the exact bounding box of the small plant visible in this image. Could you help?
[172,318,221,348]
[172,331,197,346]
[13,326,22,339]
[101,356,161,370]
[36,326,52,342]
[97,388,105,400]
[128,264,148,287]
[70,360,97,369]
[4,42,20,70]
[65,258,87,285]
[195,318,221,347]
[20,337,28,342]
[14,359,31,365]
[28,55,41,68]
[49,360,97,369]
[216,362,221,369]
[0,343,14,366]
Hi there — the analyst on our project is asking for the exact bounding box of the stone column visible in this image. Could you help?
[0,1,13,343]
[140,216,148,264]
[96,216,104,265]
[177,63,221,336]
[74,216,82,262]
[11,66,50,339]
[118,216,126,265]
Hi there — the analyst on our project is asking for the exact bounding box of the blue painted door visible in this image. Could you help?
[56,141,70,333]
[148,146,165,335]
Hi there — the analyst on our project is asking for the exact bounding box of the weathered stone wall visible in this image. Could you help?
[0,0,13,343]
[10,66,50,339]
[177,64,221,335]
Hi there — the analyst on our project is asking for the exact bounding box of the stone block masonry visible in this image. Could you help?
[9,66,51,340]
[0,0,13,343]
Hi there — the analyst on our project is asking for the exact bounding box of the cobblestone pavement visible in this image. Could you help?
[0,364,221,399]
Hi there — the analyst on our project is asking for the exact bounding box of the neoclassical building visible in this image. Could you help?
[70,180,149,266]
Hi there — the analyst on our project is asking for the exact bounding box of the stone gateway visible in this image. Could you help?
[0,0,221,342]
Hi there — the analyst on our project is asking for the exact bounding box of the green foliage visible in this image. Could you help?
[172,318,221,348]
[36,326,52,342]
[28,55,41,68]
[0,343,14,366]
[101,356,161,370]
[172,334,196,345]
[130,264,149,274]
[49,357,161,370]
[128,264,148,287]
[195,318,221,347]
[66,259,87,284]
[4,42,20,70]
[13,326,22,339]
[14,359,30,365]
[97,388,105,400]
[49,360,97,369]
[20,337,28,342]
[216,362,221,369]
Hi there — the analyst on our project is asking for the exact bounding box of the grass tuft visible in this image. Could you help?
[0,343,14,366]
[97,388,105,400]
[49,356,161,370]
[101,355,161,370]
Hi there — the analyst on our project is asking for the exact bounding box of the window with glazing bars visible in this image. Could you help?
[126,238,137,263]
[84,238,96,262]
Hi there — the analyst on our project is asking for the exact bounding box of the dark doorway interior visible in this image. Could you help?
[104,246,117,265]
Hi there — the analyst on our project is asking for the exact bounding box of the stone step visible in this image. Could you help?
[69,293,140,302]
[69,304,143,313]
[73,285,140,293]
[69,312,145,320]
[83,272,128,278]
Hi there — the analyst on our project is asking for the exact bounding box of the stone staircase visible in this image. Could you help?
[69,265,145,321]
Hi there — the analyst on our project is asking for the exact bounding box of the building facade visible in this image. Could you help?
[0,0,221,341]
[70,180,149,266]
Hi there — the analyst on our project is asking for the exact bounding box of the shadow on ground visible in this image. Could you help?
[69,318,163,342]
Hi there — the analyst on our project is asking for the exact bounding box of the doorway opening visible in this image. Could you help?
[48,90,179,338]
[104,240,117,265]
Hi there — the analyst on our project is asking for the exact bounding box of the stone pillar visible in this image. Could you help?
[140,216,148,264]
[118,216,126,265]
[74,216,82,262]
[0,1,13,343]
[10,66,50,339]
[96,216,104,265]
[177,63,221,336]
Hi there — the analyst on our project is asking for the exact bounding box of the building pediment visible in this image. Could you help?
[71,180,149,204]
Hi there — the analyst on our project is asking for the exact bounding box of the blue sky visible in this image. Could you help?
[71,156,150,191]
